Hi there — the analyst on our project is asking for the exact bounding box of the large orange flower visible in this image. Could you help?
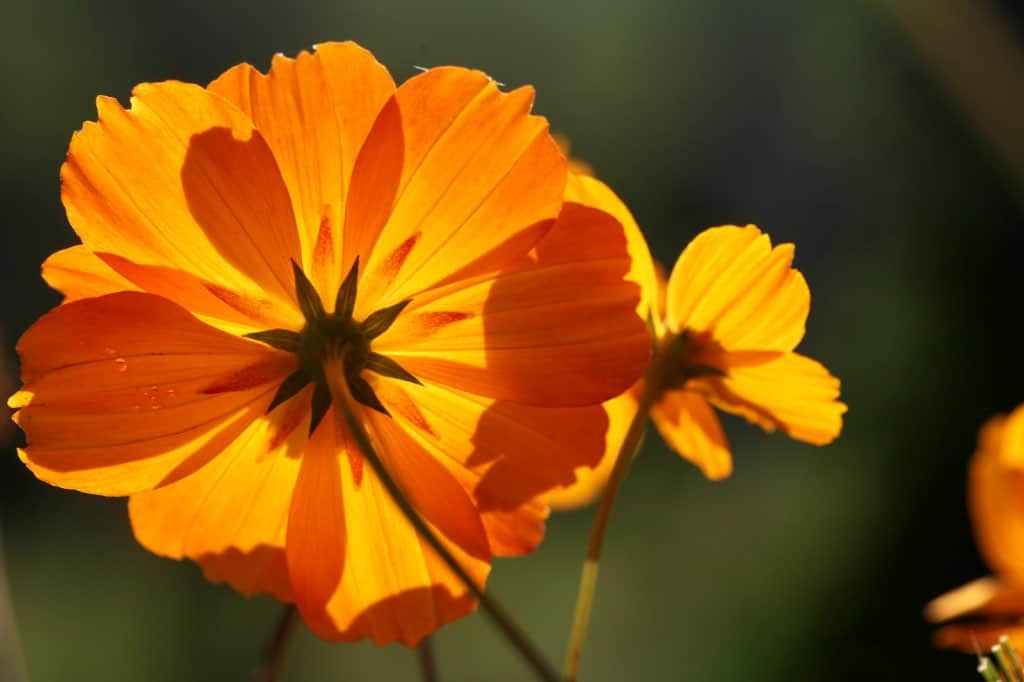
[926,404,1024,651]
[9,42,650,644]
[548,218,845,508]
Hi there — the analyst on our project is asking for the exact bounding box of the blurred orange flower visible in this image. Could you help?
[8,42,649,644]
[549,220,845,508]
[926,404,1024,652]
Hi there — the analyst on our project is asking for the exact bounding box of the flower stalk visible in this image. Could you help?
[417,635,440,682]
[323,353,561,682]
[254,605,298,682]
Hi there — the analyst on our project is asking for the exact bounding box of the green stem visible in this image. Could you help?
[254,605,298,682]
[563,386,658,682]
[418,635,440,682]
[324,356,561,682]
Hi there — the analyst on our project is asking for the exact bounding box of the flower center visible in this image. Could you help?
[648,329,726,393]
[245,257,420,434]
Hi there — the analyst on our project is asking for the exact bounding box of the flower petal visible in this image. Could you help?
[925,576,1024,624]
[375,193,649,407]
[62,81,303,328]
[651,388,732,480]
[544,387,640,510]
[41,245,137,301]
[371,377,609,553]
[705,351,845,445]
[12,292,294,496]
[128,390,308,602]
[665,225,810,352]
[285,406,488,644]
[208,42,395,300]
[969,405,1024,580]
[344,67,566,314]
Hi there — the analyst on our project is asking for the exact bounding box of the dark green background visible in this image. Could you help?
[3,0,1023,679]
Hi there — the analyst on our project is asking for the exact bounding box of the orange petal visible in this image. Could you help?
[62,81,302,329]
[128,389,308,602]
[665,225,810,352]
[286,408,347,631]
[925,576,1024,624]
[563,173,660,324]
[12,292,293,496]
[370,377,607,553]
[544,385,641,510]
[652,388,733,480]
[375,195,649,407]
[41,245,137,301]
[932,620,1024,653]
[285,405,488,644]
[705,351,845,446]
[345,67,566,314]
[209,42,395,300]
[969,405,1024,579]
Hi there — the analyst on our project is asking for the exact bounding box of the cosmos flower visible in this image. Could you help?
[548,219,845,508]
[927,404,1024,652]
[9,42,650,644]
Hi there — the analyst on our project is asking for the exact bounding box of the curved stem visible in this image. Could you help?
[563,387,657,682]
[254,605,298,682]
[417,635,440,682]
[323,355,561,682]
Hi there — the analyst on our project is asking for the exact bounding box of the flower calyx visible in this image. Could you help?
[245,258,419,434]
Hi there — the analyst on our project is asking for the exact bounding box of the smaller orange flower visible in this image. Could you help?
[549,214,846,508]
[926,404,1024,652]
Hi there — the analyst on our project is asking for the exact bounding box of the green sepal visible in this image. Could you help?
[291,259,326,321]
[365,352,421,385]
[266,371,311,414]
[308,383,331,435]
[334,257,360,320]
[244,329,302,353]
[360,299,411,340]
[348,373,390,416]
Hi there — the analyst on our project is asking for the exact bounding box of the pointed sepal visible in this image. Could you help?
[348,373,390,416]
[334,256,360,320]
[360,299,411,340]
[291,259,326,321]
[366,352,422,385]
[309,382,332,435]
[244,329,302,353]
[266,371,311,414]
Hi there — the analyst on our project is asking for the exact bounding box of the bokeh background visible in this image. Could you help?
[3,0,1024,679]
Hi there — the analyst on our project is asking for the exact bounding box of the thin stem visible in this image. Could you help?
[324,355,561,682]
[254,605,298,682]
[417,635,440,682]
[563,386,658,682]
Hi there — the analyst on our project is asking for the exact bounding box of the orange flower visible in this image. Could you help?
[548,217,845,508]
[9,42,650,644]
[926,404,1024,652]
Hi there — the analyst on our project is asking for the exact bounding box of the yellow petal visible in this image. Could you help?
[969,405,1024,579]
[41,245,137,301]
[652,388,732,480]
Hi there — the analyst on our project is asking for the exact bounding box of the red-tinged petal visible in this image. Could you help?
[651,388,732,480]
[42,245,137,301]
[61,81,302,329]
[365,408,490,562]
[932,620,1024,653]
[375,197,648,407]
[969,405,1024,580]
[544,386,641,510]
[12,292,293,496]
[209,42,395,300]
[345,67,566,314]
[665,225,810,353]
[128,389,309,602]
[286,409,347,632]
[371,376,604,553]
[705,351,846,446]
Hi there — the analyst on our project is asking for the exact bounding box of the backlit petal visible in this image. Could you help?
[544,386,640,510]
[665,225,809,352]
[375,192,649,407]
[128,390,308,602]
[969,405,1024,580]
[12,292,294,496]
[371,377,610,553]
[705,351,845,446]
[652,388,732,480]
[62,81,302,329]
[42,245,137,301]
[209,42,395,300]
[925,576,1024,624]
[345,67,566,314]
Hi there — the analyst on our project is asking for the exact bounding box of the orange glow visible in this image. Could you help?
[9,42,650,645]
